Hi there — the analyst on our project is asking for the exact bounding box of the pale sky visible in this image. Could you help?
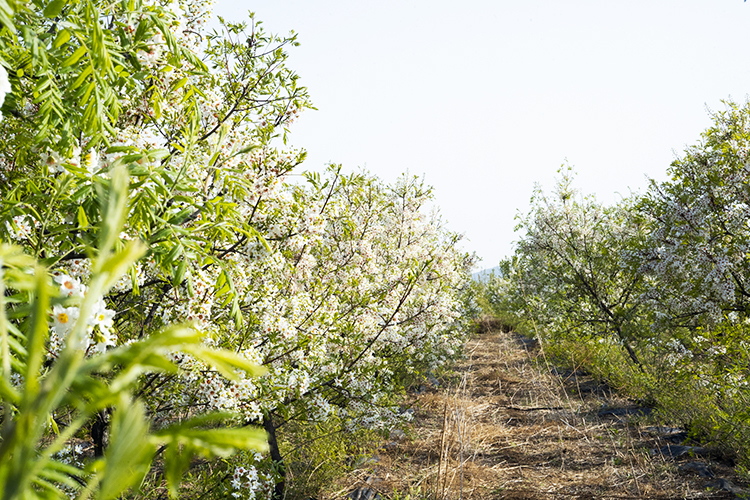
[213,1,750,269]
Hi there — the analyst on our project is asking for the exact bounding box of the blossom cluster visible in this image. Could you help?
[48,273,116,358]
[230,459,273,500]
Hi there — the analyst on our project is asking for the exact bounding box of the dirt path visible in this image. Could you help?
[344,330,747,500]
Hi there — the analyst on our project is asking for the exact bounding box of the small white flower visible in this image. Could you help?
[82,148,99,175]
[43,150,65,174]
[6,215,33,240]
[54,274,85,298]
[90,299,115,333]
[67,146,81,168]
[52,305,80,337]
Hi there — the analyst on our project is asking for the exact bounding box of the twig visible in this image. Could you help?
[493,404,564,411]
[436,402,448,500]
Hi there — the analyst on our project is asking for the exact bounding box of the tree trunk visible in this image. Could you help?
[91,410,108,457]
[263,413,285,500]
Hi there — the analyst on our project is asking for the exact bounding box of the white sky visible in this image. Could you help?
[213,0,750,269]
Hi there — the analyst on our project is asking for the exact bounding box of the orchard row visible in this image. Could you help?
[0,0,472,498]
[484,101,750,469]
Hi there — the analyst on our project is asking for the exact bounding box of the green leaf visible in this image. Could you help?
[232,144,258,157]
[94,165,134,268]
[170,76,187,92]
[162,426,268,457]
[52,29,70,48]
[152,96,161,120]
[33,87,54,104]
[105,145,137,154]
[163,439,193,498]
[151,413,267,497]
[167,208,193,225]
[148,148,170,160]
[61,45,87,68]
[22,265,51,399]
[126,164,150,176]
[172,258,187,287]
[97,240,147,294]
[89,325,201,379]
[71,64,94,90]
[98,396,154,500]
[148,227,171,243]
[37,459,84,489]
[76,205,89,228]
[0,376,19,405]
[179,345,266,381]
[43,0,67,18]
[163,242,182,264]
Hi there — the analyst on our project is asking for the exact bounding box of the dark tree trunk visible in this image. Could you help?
[263,413,286,500]
[91,410,108,457]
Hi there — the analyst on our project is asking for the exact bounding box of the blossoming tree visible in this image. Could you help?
[492,102,750,467]
[637,101,750,327]
[507,168,651,369]
[0,0,472,497]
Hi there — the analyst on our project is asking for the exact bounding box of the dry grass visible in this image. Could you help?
[331,330,746,500]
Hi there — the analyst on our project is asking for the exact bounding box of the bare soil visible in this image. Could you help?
[338,330,748,500]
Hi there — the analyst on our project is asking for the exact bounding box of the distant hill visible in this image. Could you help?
[472,265,502,282]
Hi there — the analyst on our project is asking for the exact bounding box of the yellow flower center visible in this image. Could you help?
[57,313,69,323]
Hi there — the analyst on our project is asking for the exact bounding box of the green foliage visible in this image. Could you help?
[0,168,267,499]
[472,267,533,336]
[1,0,198,153]
[280,418,379,500]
